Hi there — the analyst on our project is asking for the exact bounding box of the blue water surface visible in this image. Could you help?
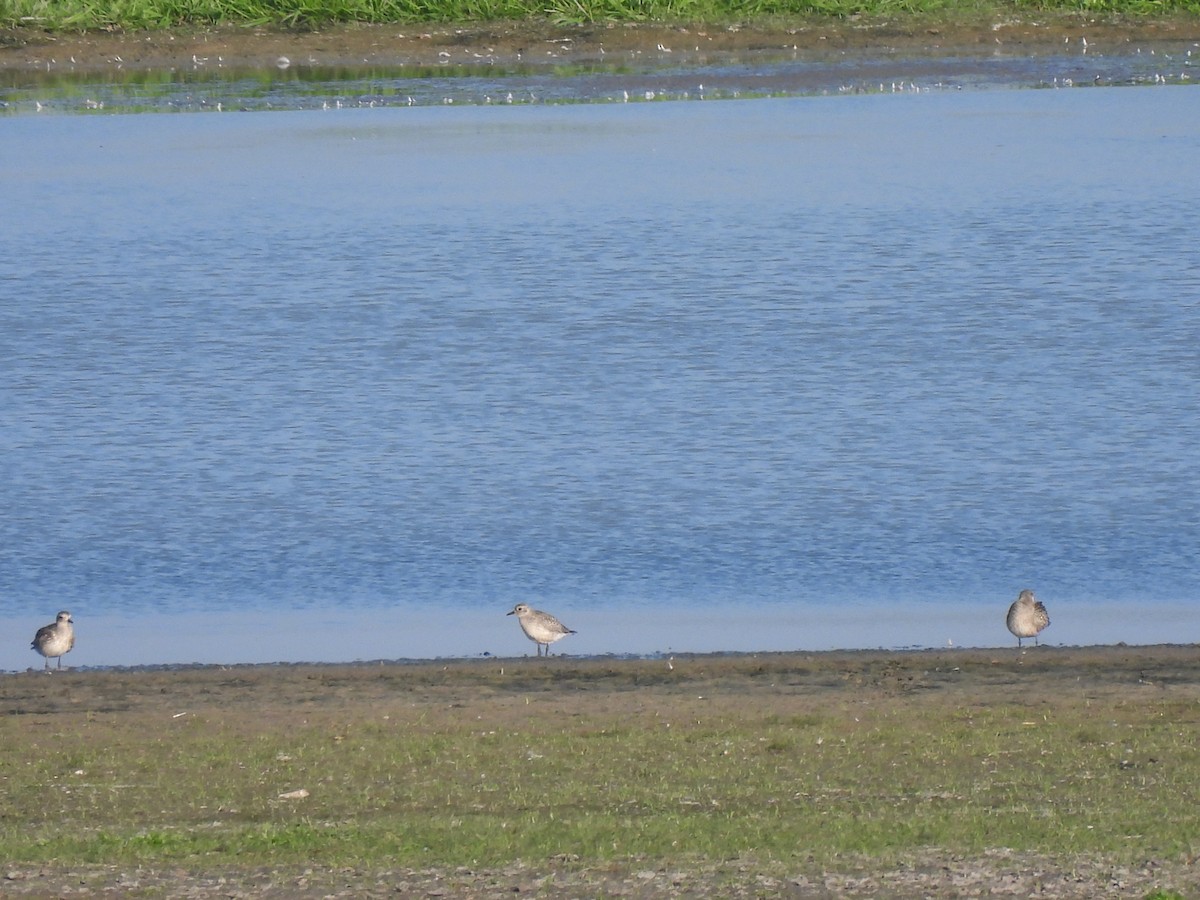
[2,86,1198,667]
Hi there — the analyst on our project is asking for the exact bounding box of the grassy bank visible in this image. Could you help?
[1,649,1198,896]
[4,0,1199,32]
[7,696,1198,866]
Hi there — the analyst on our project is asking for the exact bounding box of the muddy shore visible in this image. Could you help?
[4,644,1199,897]
[10,642,1200,711]
[2,18,1199,74]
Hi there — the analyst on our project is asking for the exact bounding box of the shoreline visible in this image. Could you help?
[9,642,1199,696]
[4,17,1200,74]
[6,597,1197,672]
[8,639,1199,676]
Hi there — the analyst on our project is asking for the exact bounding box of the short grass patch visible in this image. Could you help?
[2,655,1199,876]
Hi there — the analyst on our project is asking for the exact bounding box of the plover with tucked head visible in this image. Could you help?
[32,610,75,670]
[507,603,576,656]
[1006,589,1050,647]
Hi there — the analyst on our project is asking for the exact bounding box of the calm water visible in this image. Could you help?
[2,85,1199,667]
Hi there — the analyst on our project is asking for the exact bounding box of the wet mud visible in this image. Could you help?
[7,642,1200,716]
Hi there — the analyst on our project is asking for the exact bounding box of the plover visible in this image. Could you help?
[32,610,75,670]
[1006,589,1050,647]
[507,603,576,656]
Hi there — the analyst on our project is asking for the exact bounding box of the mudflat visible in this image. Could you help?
[2,18,1199,73]
[3,644,1199,897]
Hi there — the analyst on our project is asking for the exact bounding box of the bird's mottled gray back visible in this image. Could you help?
[507,603,576,656]
[32,610,75,670]
[1006,590,1050,647]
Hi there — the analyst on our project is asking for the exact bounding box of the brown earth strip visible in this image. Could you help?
[3,18,1199,73]
[6,643,1200,717]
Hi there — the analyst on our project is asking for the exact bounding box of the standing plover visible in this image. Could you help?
[507,603,576,656]
[1006,589,1050,647]
[32,610,75,670]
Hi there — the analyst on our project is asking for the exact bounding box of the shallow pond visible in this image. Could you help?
[2,56,1199,666]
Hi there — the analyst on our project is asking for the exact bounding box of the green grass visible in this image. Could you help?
[3,693,1199,871]
[3,0,1198,32]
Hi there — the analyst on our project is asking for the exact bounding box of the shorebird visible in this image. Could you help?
[32,610,75,670]
[1006,589,1050,647]
[507,603,576,656]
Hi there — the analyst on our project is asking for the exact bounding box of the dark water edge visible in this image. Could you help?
[2,40,1196,114]
[10,641,1200,677]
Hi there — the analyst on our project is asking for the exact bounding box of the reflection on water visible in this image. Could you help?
[1,83,1198,667]
[2,39,1196,113]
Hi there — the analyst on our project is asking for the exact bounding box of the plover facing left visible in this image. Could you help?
[1006,589,1050,648]
[507,603,576,656]
[32,610,75,670]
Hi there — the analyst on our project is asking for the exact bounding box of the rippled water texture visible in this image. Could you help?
[2,82,1198,667]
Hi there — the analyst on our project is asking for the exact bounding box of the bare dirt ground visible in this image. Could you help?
[3,644,1199,897]
[2,17,1199,74]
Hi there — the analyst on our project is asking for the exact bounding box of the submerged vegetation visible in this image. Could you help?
[3,0,1198,31]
